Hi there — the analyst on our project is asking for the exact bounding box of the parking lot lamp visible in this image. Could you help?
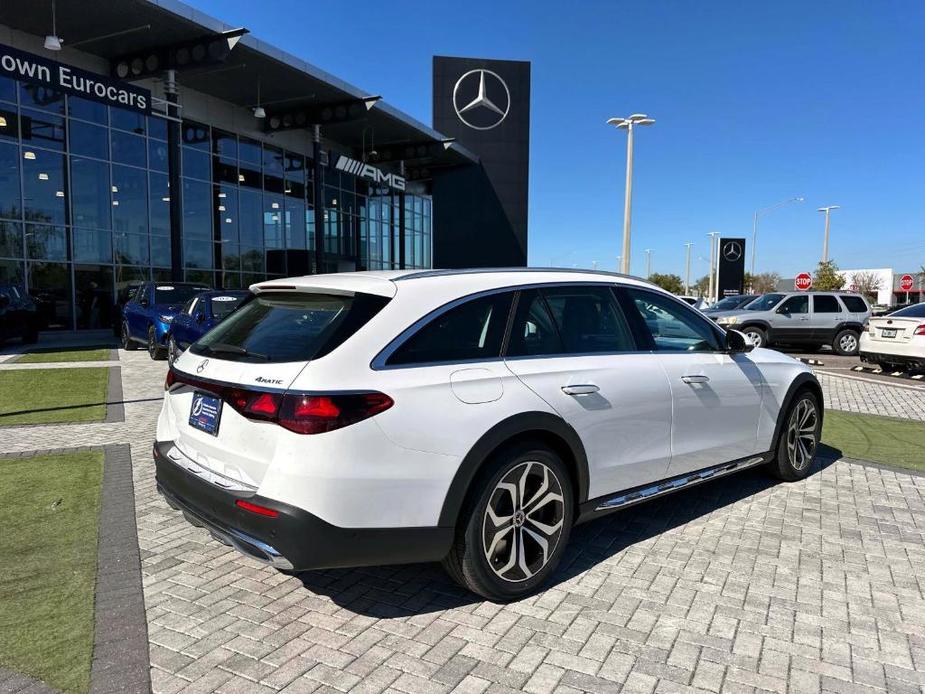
[684,242,693,295]
[817,205,840,262]
[750,196,804,275]
[707,232,719,302]
[607,114,655,275]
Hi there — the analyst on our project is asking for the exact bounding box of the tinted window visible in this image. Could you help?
[780,296,809,314]
[841,295,868,313]
[209,294,246,319]
[813,295,841,313]
[747,293,784,311]
[192,292,389,363]
[506,289,563,357]
[890,303,925,318]
[541,286,635,353]
[154,285,208,305]
[387,292,513,366]
[625,288,721,352]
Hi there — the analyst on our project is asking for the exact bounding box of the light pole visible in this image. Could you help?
[707,232,719,302]
[750,196,804,275]
[817,205,840,263]
[645,249,653,278]
[684,242,693,295]
[607,113,655,275]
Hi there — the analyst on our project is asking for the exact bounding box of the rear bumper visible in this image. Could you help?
[153,440,454,571]
[859,350,925,368]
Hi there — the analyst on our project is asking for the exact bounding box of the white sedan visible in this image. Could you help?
[860,303,925,372]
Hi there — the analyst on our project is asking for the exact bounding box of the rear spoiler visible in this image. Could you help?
[250,275,397,299]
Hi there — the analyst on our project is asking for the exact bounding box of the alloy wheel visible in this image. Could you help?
[839,333,858,353]
[744,330,763,347]
[481,461,565,583]
[148,330,157,358]
[786,398,818,471]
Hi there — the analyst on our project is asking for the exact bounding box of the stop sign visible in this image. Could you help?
[794,272,813,291]
[900,274,914,291]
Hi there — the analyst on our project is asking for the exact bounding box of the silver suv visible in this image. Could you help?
[713,291,870,355]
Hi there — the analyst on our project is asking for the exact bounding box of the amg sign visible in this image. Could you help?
[334,155,405,191]
[0,43,150,113]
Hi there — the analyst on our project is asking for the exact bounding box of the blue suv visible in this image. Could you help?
[166,290,250,366]
[121,282,209,359]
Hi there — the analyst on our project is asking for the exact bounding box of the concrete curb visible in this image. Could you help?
[105,366,125,424]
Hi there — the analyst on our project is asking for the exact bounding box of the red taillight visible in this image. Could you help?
[235,499,279,518]
[279,392,393,435]
[247,392,280,417]
[165,369,177,390]
[914,324,925,336]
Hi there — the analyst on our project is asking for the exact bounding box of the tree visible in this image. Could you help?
[647,273,685,295]
[849,271,883,300]
[813,260,845,291]
[693,274,710,298]
[750,272,781,294]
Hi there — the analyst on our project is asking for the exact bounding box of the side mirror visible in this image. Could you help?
[776,305,789,315]
[726,329,754,354]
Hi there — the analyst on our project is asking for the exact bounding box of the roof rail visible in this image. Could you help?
[395,267,651,284]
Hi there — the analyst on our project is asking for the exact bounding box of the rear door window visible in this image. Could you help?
[840,295,868,313]
[541,285,636,354]
[190,292,389,363]
[813,295,841,313]
[506,289,564,357]
[386,292,513,366]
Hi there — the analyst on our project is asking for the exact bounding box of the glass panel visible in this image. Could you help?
[28,261,71,330]
[183,239,212,268]
[841,296,868,313]
[238,137,261,164]
[110,107,145,134]
[111,130,146,167]
[216,186,237,243]
[264,195,284,249]
[113,232,148,265]
[183,147,210,181]
[148,138,168,172]
[111,165,147,234]
[23,148,66,225]
[220,243,240,271]
[0,258,24,284]
[182,121,210,151]
[182,179,211,240]
[214,157,237,184]
[506,289,564,357]
[69,121,108,159]
[0,106,19,142]
[75,264,114,329]
[0,75,16,104]
[213,129,237,160]
[220,272,241,289]
[625,288,721,352]
[148,115,167,141]
[238,189,262,246]
[68,96,107,122]
[813,295,841,313]
[150,235,170,267]
[73,228,111,263]
[70,158,111,229]
[148,172,170,236]
[240,246,264,273]
[0,221,23,257]
[779,295,809,314]
[0,142,22,219]
[21,109,65,151]
[21,84,64,114]
[285,199,306,249]
[541,286,636,353]
[114,265,148,297]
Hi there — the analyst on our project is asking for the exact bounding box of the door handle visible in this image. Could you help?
[681,375,710,384]
[561,384,600,396]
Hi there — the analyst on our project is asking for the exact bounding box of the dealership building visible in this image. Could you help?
[0,0,530,331]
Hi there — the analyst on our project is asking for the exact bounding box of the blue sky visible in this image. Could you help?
[193,0,925,279]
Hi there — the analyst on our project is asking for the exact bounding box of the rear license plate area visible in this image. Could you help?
[189,392,222,436]
[881,328,898,338]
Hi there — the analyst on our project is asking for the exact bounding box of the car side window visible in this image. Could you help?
[541,285,636,354]
[386,292,513,366]
[840,295,868,313]
[779,296,809,314]
[813,295,841,313]
[623,288,722,352]
[506,289,563,357]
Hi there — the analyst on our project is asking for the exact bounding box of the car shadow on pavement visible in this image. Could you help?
[294,445,843,615]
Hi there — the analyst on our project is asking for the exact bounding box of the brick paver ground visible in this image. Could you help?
[818,372,925,422]
[1,351,924,694]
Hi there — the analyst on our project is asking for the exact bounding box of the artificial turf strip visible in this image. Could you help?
[0,367,110,426]
[0,450,104,694]
[15,347,112,364]
[823,410,925,472]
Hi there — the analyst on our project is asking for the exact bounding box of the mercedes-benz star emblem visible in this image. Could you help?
[722,242,743,263]
[196,359,209,374]
[453,69,511,131]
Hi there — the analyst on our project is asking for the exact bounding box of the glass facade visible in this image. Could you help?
[0,72,433,330]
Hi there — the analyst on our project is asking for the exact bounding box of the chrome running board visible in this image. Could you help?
[593,455,767,512]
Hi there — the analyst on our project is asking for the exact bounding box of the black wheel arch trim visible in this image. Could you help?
[739,321,771,333]
[770,372,824,453]
[834,322,864,334]
[437,411,590,528]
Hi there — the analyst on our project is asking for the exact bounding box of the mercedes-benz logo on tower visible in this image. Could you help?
[722,241,743,262]
[453,69,511,130]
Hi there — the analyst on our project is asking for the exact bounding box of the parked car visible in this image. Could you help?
[713,291,870,355]
[121,282,210,359]
[859,302,925,372]
[155,269,823,600]
[702,294,760,315]
[167,290,251,366]
[0,283,39,344]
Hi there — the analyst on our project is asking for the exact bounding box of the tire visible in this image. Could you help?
[741,326,767,349]
[121,322,138,350]
[148,325,166,360]
[878,362,899,373]
[832,329,860,356]
[767,390,822,482]
[167,336,180,367]
[442,442,573,601]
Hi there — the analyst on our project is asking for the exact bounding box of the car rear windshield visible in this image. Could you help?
[889,303,925,318]
[746,293,784,311]
[713,295,751,310]
[154,285,208,305]
[209,294,247,320]
[189,292,389,363]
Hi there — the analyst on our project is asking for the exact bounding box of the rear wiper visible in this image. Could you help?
[204,343,270,360]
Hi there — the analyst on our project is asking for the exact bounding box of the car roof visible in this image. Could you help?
[250,268,659,299]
